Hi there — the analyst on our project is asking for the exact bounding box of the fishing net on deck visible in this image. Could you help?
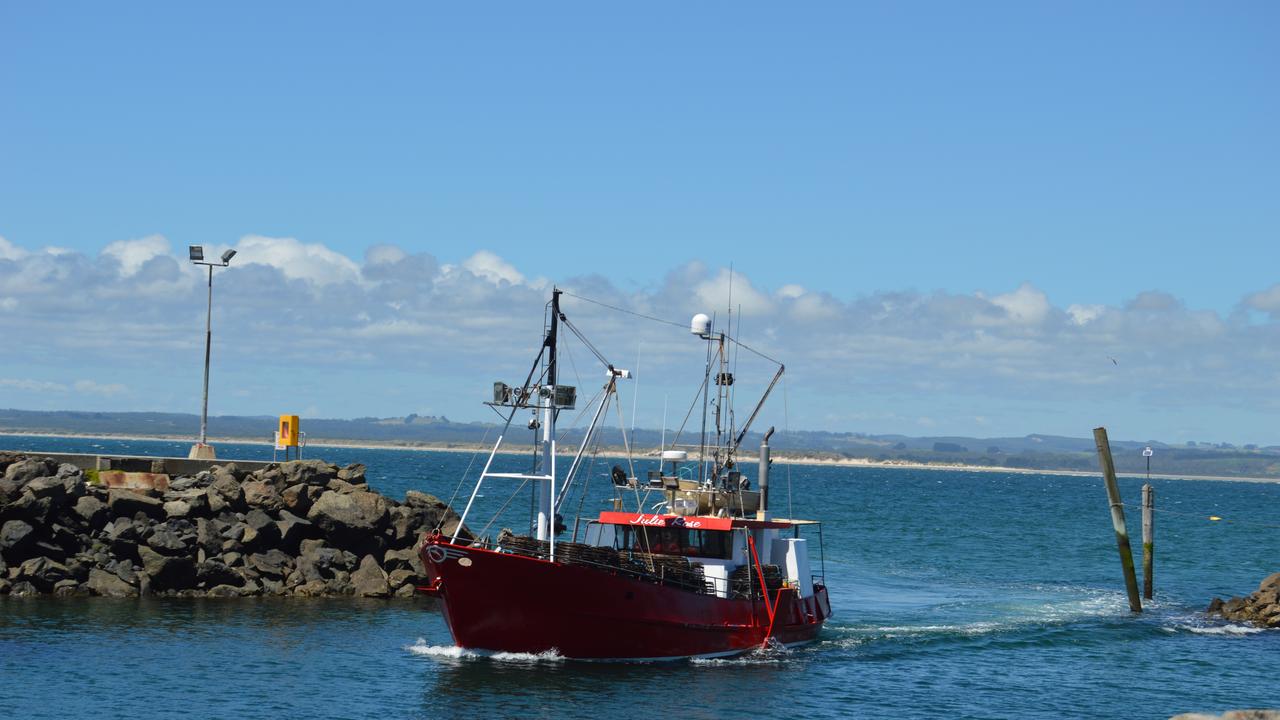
[729,563,785,599]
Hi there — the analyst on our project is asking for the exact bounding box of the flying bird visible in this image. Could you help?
[1107,356,1118,365]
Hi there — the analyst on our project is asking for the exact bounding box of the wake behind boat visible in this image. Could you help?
[418,289,831,660]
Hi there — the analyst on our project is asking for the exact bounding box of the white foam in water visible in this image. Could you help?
[827,585,1135,649]
[405,639,565,663]
[1177,623,1264,636]
[691,644,793,666]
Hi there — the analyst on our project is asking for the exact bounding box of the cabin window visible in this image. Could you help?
[617,527,731,560]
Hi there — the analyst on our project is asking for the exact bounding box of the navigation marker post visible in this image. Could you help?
[1093,427,1142,613]
[1141,446,1154,599]
[1142,483,1155,600]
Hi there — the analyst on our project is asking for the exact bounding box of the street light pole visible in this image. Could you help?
[189,246,236,460]
[200,263,213,447]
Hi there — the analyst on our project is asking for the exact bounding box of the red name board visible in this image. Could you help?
[597,512,732,531]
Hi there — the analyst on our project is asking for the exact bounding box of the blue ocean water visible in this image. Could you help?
[2,434,1279,719]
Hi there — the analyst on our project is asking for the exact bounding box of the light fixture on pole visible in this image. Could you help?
[188,245,236,460]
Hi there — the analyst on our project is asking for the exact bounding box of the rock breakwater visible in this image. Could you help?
[1206,572,1280,629]
[0,452,468,598]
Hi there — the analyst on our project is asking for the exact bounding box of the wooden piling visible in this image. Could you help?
[1142,483,1154,600]
[1093,427,1142,612]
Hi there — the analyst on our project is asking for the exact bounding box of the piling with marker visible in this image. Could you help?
[1093,426,1142,613]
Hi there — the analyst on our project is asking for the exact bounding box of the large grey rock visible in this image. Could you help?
[73,495,108,527]
[326,479,361,494]
[4,458,57,487]
[25,476,68,504]
[1172,707,1280,712]
[211,463,248,482]
[137,545,195,590]
[242,480,283,513]
[350,554,389,598]
[196,518,222,554]
[8,580,40,596]
[277,510,320,553]
[5,492,52,524]
[280,483,312,515]
[307,490,390,545]
[403,490,471,541]
[207,476,244,514]
[16,556,74,592]
[167,475,204,492]
[297,543,357,583]
[383,547,425,575]
[337,463,367,484]
[247,549,293,578]
[279,460,339,487]
[86,568,135,597]
[387,567,418,591]
[147,527,190,555]
[108,489,165,520]
[196,560,243,588]
[0,519,35,557]
[1207,571,1280,629]
[242,509,280,551]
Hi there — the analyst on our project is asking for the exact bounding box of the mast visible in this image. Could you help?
[536,288,561,543]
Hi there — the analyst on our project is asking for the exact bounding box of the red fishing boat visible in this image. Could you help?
[419,289,831,660]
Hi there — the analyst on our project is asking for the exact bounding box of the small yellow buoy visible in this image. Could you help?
[1208,516,1222,521]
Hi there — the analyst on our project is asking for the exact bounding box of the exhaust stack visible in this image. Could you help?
[758,426,775,520]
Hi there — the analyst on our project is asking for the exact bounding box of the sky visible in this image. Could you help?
[1,2,1278,445]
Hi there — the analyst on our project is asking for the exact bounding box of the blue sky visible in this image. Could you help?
[2,2,1278,445]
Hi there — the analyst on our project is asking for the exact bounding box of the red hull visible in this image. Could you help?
[419,537,831,660]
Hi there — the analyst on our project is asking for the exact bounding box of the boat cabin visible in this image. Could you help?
[580,511,822,600]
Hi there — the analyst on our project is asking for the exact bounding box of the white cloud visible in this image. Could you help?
[0,378,68,392]
[461,250,525,286]
[101,234,170,277]
[1243,284,1280,317]
[985,283,1051,326]
[693,268,772,316]
[0,235,29,261]
[365,244,407,266]
[1066,304,1105,325]
[73,379,127,396]
[4,235,1280,441]
[235,235,362,286]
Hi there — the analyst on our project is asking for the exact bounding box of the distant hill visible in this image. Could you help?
[2,408,1278,479]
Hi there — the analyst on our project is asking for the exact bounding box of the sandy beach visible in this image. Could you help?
[3,430,1276,484]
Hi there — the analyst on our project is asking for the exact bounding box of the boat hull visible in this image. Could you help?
[419,537,831,660]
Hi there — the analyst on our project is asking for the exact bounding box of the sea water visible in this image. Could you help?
[2,434,1278,719]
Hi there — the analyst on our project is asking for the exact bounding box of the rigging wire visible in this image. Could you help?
[784,373,793,520]
[432,424,493,534]
[476,476,532,542]
[612,386,637,484]
[560,314,613,369]
[561,290,686,330]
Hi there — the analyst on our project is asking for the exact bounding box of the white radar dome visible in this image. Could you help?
[690,313,711,338]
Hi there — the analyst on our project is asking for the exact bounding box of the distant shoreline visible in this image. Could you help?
[4,430,1278,485]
